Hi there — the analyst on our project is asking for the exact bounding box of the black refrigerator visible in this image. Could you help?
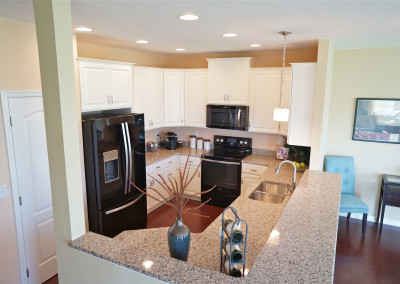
[82,113,147,237]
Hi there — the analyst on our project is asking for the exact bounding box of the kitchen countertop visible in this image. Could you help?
[69,149,341,283]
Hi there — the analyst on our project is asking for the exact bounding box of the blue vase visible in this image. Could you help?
[168,218,190,261]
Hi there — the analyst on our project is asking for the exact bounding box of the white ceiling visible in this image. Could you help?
[1,1,400,54]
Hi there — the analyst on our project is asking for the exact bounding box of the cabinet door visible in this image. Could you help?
[242,173,258,192]
[147,70,164,129]
[133,69,151,128]
[164,71,184,126]
[227,61,249,104]
[79,62,109,112]
[184,167,201,198]
[279,70,293,133]
[208,61,227,104]
[287,63,316,146]
[184,70,208,127]
[109,65,132,109]
[249,69,281,133]
[150,168,165,211]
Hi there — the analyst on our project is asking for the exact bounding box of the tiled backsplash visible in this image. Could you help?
[145,127,284,152]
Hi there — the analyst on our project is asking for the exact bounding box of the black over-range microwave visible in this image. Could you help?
[206,104,249,131]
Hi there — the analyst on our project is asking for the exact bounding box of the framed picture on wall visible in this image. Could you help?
[352,98,400,144]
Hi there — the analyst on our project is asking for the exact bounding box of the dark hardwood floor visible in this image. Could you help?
[44,205,400,284]
[334,216,400,284]
[147,199,225,233]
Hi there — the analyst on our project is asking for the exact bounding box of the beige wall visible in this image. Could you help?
[0,18,42,284]
[77,42,169,67]
[165,48,318,68]
[326,47,400,223]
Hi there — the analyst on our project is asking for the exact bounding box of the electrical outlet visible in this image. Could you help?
[156,131,159,137]
[0,185,8,199]
[279,137,284,146]
[194,131,199,137]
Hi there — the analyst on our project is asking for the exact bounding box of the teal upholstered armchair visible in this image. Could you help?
[324,156,369,235]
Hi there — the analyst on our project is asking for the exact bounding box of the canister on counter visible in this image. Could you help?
[190,135,197,149]
[196,137,204,150]
[204,139,211,150]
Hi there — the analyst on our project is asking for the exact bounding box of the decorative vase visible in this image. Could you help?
[168,217,190,261]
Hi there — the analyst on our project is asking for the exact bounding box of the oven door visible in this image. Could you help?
[201,158,241,194]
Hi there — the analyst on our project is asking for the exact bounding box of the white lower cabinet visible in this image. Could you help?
[180,155,201,199]
[241,163,268,192]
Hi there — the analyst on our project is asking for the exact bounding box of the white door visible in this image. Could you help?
[7,95,57,283]
[109,65,132,108]
[184,70,208,127]
[164,71,184,126]
[79,62,109,111]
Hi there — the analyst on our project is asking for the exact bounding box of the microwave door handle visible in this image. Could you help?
[125,122,133,193]
[238,109,241,128]
[121,123,129,195]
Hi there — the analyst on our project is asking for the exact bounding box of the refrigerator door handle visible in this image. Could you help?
[105,193,145,215]
[125,122,133,193]
[121,123,129,195]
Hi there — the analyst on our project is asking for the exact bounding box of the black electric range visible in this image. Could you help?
[201,135,252,207]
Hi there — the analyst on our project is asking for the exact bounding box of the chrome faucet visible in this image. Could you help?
[275,160,296,190]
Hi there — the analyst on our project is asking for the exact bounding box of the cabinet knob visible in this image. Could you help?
[111,95,113,104]
[181,116,183,122]
[107,96,110,104]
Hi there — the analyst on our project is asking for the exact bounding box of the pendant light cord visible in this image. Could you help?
[280,33,287,108]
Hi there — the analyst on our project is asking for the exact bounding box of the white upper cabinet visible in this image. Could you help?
[78,58,133,112]
[133,67,164,130]
[184,69,208,128]
[278,70,293,134]
[207,57,253,105]
[287,63,317,146]
[164,70,184,127]
[249,68,281,133]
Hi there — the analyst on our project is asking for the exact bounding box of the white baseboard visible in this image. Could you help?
[338,212,400,227]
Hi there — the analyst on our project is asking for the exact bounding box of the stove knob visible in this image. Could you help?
[244,141,248,145]
[216,139,220,143]
[220,139,224,143]
[240,141,243,144]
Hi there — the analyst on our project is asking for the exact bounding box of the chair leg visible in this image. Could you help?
[347,213,351,219]
[362,213,367,235]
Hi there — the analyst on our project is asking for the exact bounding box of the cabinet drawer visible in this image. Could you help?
[242,163,268,175]
[163,156,178,169]
[180,155,201,168]
[146,160,163,174]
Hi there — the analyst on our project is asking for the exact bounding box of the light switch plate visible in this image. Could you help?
[0,185,8,199]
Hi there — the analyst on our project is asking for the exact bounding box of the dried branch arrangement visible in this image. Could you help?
[131,153,215,219]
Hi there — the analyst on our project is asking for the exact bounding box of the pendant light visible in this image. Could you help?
[273,31,292,122]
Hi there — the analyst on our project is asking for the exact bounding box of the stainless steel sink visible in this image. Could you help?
[248,181,289,204]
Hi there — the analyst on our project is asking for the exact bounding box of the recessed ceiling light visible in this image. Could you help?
[175,48,186,52]
[222,33,237,38]
[249,44,261,47]
[136,40,149,44]
[75,27,92,32]
[178,14,199,21]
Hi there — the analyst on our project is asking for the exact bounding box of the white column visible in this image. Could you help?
[32,0,86,281]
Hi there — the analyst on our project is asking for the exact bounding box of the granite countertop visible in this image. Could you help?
[69,150,342,284]
[146,147,206,165]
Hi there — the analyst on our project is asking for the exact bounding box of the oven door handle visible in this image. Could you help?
[203,158,241,166]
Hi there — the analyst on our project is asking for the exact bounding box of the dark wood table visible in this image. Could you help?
[377,174,400,233]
